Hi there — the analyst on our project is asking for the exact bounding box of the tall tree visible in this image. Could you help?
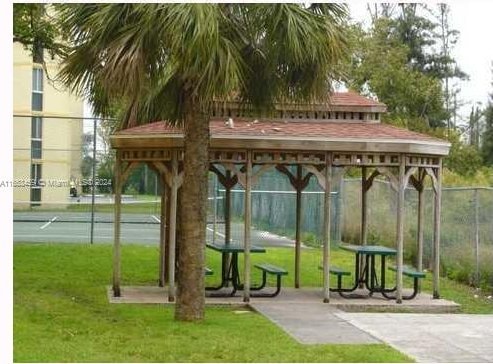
[468,105,483,148]
[13,4,67,61]
[344,19,446,129]
[430,4,468,134]
[481,64,493,165]
[57,4,348,321]
[393,3,437,73]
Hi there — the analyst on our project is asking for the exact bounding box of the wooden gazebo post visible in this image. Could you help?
[416,169,425,274]
[395,156,406,303]
[294,165,303,288]
[433,159,442,298]
[360,166,369,286]
[168,150,179,302]
[322,153,332,303]
[243,151,252,303]
[112,151,122,297]
[158,175,168,287]
[112,152,136,297]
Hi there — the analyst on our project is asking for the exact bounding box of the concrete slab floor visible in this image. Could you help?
[108,286,460,313]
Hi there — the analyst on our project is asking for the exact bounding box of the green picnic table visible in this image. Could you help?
[336,244,397,297]
[205,241,266,296]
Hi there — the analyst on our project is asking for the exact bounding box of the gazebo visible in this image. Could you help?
[109,91,450,304]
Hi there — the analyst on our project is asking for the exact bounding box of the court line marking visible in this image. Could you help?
[206,226,226,238]
[40,216,58,230]
[13,233,159,241]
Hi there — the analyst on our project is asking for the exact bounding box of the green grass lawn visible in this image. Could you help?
[14,243,412,363]
[65,202,161,214]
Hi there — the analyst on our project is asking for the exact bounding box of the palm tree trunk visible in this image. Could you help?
[175,98,209,321]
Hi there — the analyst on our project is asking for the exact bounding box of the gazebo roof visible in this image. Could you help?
[214,91,387,112]
[112,119,450,156]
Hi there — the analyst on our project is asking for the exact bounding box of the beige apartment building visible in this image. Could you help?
[13,42,84,208]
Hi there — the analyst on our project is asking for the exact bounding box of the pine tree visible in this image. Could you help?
[481,64,493,165]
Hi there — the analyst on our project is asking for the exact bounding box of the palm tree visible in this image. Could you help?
[57,3,348,321]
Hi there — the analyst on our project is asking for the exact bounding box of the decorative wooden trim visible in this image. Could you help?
[304,164,326,190]
[276,164,314,190]
[406,155,440,168]
[364,167,398,192]
[408,175,422,192]
[222,162,247,188]
[209,164,238,189]
[151,160,183,189]
[252,151,326,165]
[424,167,439,194]
[209,150,247,164]
[121,149,174,162]
[403,167,418,189]
[333,153,402,167]
[121,161,138,184]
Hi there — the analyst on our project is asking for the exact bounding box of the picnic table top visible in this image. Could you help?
[206,241,266,253]
[339,244,397,256]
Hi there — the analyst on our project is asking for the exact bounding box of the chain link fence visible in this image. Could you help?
[339,180,493,290]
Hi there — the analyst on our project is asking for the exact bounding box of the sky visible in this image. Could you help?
[349,1,493,124]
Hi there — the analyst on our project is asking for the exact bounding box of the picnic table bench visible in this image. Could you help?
[251,263,288,297]
[382,265,426,300]
[318,265,356,297]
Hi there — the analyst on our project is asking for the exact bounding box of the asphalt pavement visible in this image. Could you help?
[13,211,302,247]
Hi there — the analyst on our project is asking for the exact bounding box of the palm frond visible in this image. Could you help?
[58,4,349,127]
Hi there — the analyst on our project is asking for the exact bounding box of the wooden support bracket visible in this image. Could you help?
[424,167,439,194]
[304,164,326,190]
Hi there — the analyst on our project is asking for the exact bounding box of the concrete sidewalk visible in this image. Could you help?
[252,303,493,362]
[250,302,380,344]
[336,313,493,363]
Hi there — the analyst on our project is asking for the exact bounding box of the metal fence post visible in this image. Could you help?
[336,177,344,243]
[474,188,480,287]
[212,173,218,244]
[90,118,97,245]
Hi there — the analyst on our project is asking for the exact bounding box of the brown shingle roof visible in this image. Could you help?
[116,119,444,143]
[214,91,385,108]
[327,91,385,107]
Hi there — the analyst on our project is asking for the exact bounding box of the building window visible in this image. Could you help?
[31,117,43,159]
[31,140,42,159]
[31,117,42,138]
[30,163,42,206]
[32,68,43,111]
